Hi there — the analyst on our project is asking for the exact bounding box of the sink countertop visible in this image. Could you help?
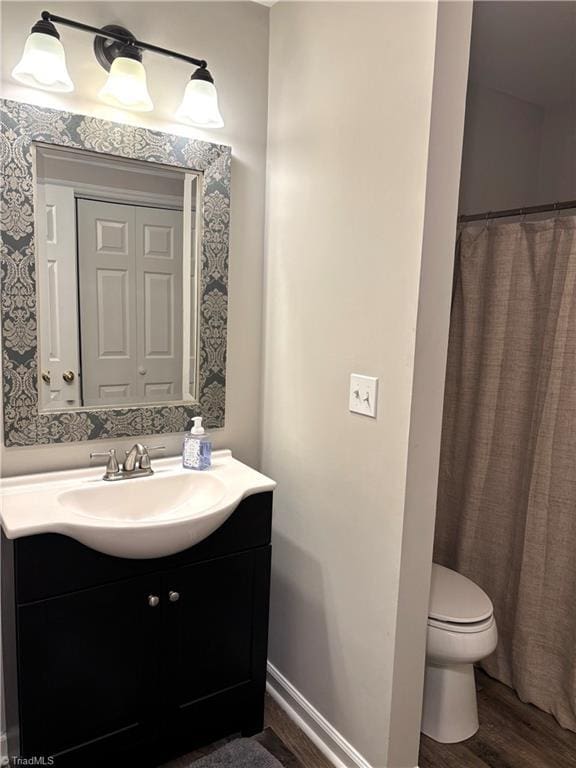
[0,450,276,558]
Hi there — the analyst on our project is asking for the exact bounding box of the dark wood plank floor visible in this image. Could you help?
[420,670,576,768]
[163,672,576,768]
[264,693,334,768]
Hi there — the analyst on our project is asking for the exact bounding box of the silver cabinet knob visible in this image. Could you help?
[168,590,180,603]
[138,366,147,376]
[148,595,160,607]
[62,370,75,383]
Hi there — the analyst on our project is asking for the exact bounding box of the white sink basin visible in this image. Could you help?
[0,450,275,559]
[59,472,226,522]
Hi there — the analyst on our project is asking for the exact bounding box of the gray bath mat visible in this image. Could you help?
[188,738,283,768]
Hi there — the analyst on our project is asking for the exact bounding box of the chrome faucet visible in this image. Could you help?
[90,444,165,481]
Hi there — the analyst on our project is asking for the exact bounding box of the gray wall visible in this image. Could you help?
[538,100,576,204]
[459,82,544,213]
[459,82,576,214]
[459,0,576,215]
[0,1,270,475]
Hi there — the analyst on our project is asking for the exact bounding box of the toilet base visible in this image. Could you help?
[421,662,479,743]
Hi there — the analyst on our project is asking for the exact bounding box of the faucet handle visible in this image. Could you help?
[90,448,120,479]
[90,448,117,461]
[144,445,166,452]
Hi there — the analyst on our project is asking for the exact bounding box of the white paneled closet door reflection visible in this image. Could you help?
[38,184,82,409]
[77,199,184,406]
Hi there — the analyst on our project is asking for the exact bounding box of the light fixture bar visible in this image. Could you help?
[40,10,208,68]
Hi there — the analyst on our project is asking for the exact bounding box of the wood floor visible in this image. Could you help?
[264,694,333,768]
[420,670,576,768]
[164,673,576,768]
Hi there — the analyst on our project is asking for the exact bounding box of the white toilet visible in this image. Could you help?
[421,564,498,744]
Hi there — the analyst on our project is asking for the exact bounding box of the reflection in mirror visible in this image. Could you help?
[35,145,199,410]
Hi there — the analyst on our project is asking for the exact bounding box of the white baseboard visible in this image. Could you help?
[266,662,374,768]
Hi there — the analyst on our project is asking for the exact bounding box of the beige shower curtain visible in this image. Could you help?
[434,216,576,732]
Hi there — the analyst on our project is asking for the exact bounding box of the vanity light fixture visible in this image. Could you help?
[96,29,153,112]
[12,16,74,92]
[176,67,224,128]
[99,55,153,112]
[12,11,224,127]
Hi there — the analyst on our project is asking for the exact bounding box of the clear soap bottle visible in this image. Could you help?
[183,417,212,470]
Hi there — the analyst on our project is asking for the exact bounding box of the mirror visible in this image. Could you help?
[1,100,230,445]
[35,146,199,410]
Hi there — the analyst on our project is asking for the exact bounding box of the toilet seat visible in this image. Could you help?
[428,564,493,624]
[427,614,495,634]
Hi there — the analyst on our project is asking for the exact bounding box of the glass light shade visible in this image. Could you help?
[12,32,74,92]
[98,57,153,112]
[176,79,224,128]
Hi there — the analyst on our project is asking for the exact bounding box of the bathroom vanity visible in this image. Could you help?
[1,489,273,766]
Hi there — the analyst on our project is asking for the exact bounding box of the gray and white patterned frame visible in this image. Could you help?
[0,99,230,446]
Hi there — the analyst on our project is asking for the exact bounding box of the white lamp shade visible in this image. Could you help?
[176,79,224,128]
[12,32,74,92]
[98,56,153,112]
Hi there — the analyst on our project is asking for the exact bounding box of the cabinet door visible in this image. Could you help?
[163,547,271,748]
[18,574,163,763]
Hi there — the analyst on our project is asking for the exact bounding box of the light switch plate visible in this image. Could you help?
[349,374,378,418]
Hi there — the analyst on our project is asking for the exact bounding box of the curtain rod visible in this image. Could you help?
[458,199,576,223]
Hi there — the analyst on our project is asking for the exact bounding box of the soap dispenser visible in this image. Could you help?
[183,417,212,470]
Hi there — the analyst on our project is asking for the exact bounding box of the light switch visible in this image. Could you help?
[349,374,378,418]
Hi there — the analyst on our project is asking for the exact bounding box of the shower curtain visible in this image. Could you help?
[434,215,576,732]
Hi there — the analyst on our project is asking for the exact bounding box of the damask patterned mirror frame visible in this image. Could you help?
[0,100,230,446]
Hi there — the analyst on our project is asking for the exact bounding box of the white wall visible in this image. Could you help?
[0,1,270,475]
[262,3,470,766]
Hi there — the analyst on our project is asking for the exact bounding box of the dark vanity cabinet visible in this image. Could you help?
[1,492,273,767]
